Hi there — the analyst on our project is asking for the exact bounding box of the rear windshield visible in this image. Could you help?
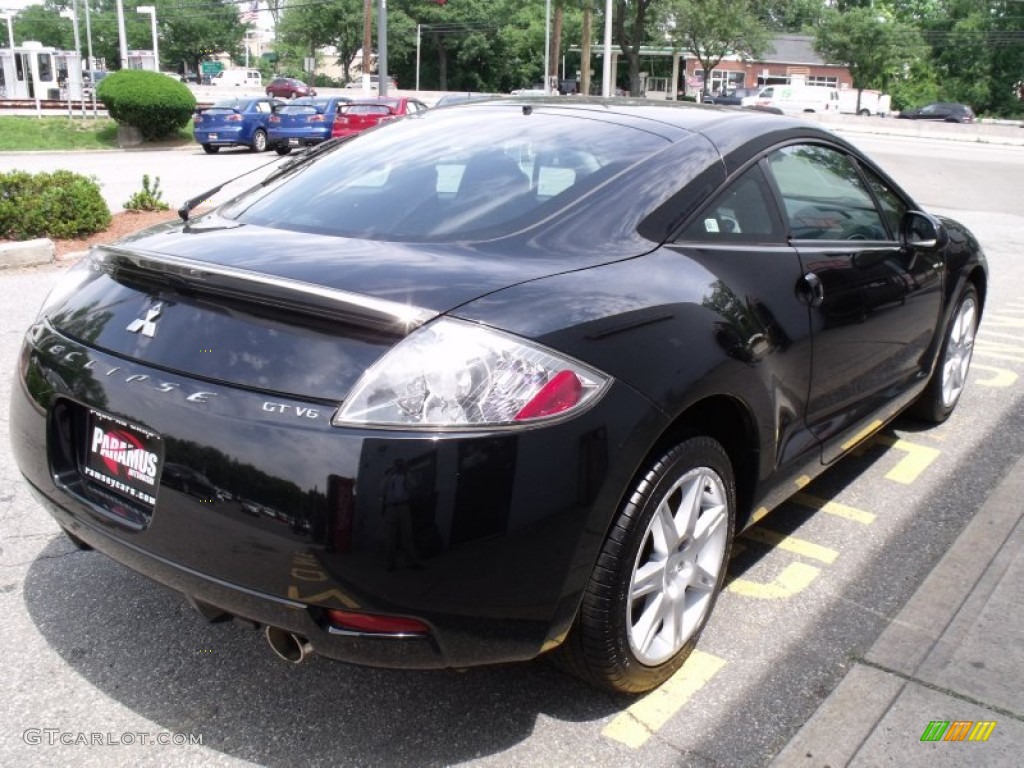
[344,104,393,116]
[207,100,245,111]
[222,106,667,241]
[278,105,320,115]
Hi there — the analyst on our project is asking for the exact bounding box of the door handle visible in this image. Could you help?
[800,272,825,307]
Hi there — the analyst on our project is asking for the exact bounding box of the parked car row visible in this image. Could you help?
[193,95,431,155]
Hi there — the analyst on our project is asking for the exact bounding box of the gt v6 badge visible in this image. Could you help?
[126,302,163,337]
[263,402,321,420]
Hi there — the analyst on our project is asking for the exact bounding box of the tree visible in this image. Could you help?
[754,0,826,33]
[659,0,770,99]
[614,0,656,96]
[277,0,364,81]
[815,7,931,110]
[157,0,249,77]
[580,0,593,95]
[11,2,75,51]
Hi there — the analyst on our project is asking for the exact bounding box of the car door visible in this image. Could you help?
[668,163,820,503]
[763,143,943,463]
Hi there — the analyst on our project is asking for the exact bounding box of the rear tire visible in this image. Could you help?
[910,284,979,423]
[275,145,292,156]
[202,144,219,155]
[555,436,735,693]
[251,129,268,153]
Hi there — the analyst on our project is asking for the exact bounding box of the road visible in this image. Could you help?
[1,135,1022,767]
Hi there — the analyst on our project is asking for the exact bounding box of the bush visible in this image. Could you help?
[124,174,169,212]
[97,70,196,141]
[0,169,111,240]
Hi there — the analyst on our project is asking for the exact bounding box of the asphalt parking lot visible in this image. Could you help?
[1,124,1022,767]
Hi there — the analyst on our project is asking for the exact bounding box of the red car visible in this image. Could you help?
[331,97,429,138]
[265,77,316,99]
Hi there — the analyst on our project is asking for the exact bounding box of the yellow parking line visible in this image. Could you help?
[980,330,1024,342]
[749,506,770,524]
[871,436,941,484]
[973,349,1024,363]
[983,315,1024,328]
[602,651,727,748]
[727,561,821,599]
[974,338,1024,352]
[841,420,884,452]
[742,527,839,564]
[793,492,876,525]
[972,364,1019,388]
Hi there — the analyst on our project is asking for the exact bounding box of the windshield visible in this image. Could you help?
[222,106,667,242]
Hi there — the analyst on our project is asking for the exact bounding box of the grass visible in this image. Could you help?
[0,116,194,151]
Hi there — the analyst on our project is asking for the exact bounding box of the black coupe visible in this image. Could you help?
[11,100,986,693]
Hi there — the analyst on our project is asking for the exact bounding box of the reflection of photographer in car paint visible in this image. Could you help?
[380,459,422,572]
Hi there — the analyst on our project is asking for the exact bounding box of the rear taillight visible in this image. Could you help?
[193,115,203,124]
[514,370,584,421]
[308,114,325,122]
[269,115,280,123]
[333,317,609,429]
[324,609,430,635]
[226,114,243,122]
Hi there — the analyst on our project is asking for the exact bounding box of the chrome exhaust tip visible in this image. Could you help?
[264,626,313,664]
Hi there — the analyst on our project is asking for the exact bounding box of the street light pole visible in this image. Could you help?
[377,0,388,96]
[83,0,94,70]
[544,0,550,95]
[136,6,158,71]
[61,6,81,58]
[115,0,128,67]
[602,0,613,97]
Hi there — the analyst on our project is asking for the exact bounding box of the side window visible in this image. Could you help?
[767,144,888,241]
[676,165,783,243]
[859,165,907,238]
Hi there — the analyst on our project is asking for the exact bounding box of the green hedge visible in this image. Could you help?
[98,70,196,141]
[0,170,111,239]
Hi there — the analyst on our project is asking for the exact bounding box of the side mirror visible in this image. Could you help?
[899,210,947,250]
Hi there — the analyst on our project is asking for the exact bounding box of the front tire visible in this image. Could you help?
[557,436,735,693]
[251,129,268,153]
[910,284,979,423]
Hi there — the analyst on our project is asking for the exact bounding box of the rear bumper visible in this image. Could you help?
[193,129,252,148]
[268,129,329,146]
[11,324,661,669]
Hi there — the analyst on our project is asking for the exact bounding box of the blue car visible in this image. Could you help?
[193,97,281,154]
[266,97,351,155]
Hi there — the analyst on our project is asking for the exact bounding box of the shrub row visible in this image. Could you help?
[0,170,111,240]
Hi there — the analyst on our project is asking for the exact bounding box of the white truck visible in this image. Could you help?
[839,89,892,117]
[748,84,840,114]
[209,69,263,88]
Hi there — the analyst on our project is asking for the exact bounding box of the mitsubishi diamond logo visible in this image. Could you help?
[126,302,163,338]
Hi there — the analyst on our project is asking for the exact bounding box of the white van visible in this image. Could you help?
[210,69,263,88]
[753,84,840,114]
[838,88,892,117]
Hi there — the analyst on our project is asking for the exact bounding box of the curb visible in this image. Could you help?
[773,454,1024,766]
[0,238,55,269]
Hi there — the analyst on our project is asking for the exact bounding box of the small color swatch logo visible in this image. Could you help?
[920,720,997,742]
